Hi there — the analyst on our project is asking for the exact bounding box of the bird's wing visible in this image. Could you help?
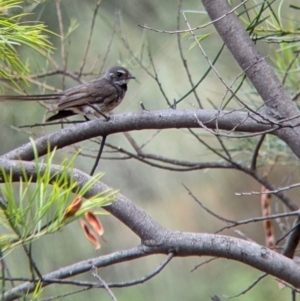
[55,79,119,110]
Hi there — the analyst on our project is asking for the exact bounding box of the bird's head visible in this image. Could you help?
[105,66,135,85]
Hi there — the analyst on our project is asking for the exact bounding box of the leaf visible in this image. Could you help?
[0,145,115,251]
[188,32,214,50]
[0,0,54,88]
[63,197,82,219]
[80,219,101,250]
[85,211,104,236]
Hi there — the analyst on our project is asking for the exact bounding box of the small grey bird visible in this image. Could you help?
[0,66,135,122]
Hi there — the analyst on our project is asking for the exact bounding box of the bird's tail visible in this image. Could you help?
[0,94,62,102]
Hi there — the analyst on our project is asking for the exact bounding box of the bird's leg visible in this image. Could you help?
[85,103,110,121]
[140,101,148,111]
[171,99,177,109]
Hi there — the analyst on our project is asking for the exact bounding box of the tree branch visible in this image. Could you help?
[1,109,278,161]
[202,0,300,158]
[1,159,300,301]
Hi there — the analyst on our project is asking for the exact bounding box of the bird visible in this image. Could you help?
[0,66,135,122]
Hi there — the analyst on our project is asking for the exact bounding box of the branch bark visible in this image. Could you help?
[202,0,300,158]
[2,159,300,300]
[1,109,278,161]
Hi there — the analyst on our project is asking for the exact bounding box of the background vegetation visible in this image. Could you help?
[1,0,300,300]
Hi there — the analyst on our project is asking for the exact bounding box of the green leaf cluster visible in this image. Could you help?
[0,146,115,252]
[0,0,53,87]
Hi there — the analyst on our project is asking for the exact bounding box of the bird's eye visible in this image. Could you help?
[116,72,123,77]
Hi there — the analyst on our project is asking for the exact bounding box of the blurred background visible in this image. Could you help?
[1,0,300,300]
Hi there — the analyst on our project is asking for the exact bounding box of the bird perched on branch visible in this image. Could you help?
[0,66,135,122]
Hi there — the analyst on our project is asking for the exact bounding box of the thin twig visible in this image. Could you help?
[227,274,267,298]
[176,0,202,108]
[90,136,107,176]
[138,0,249,35]
[91,267,117,301]
[216,211,300,234]
[78,0,102,77]
[191,257,218,272]
[183,184,234,223]
[236,182,300,195]
[55,0,67,89]
[250,134,265,170]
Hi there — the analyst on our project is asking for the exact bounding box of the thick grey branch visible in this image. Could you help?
[202,0,300,158]
[1,159,300,301]
[1,109,276,161]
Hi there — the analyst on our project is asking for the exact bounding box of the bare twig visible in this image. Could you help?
[176,0,202,108]
[227,274,267,298]
[183,184,234,223]
[55,0,67,89]
[91,267,117,301]
[138,0,249,35]
[236,182,300,195]
[191,257,218,272]
[250,134,265,170]
[90,136,107,176]
[78,0,102,77]
[216,211,300,234]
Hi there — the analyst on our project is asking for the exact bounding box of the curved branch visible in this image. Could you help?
[1,109,276,161]
[202,0,300,158]
[1,108,297,210]
[1,159,300,301]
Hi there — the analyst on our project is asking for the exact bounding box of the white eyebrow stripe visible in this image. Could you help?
[117,69,126,73]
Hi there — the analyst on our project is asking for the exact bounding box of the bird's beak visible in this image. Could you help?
[128,74,136,80]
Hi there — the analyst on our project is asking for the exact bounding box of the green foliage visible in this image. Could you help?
[200,1,300,165]
[0,0,53,87]
[187,32,214,50]
[66,18,80,38]
[0,145,115,252]
[237,1,300,89]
